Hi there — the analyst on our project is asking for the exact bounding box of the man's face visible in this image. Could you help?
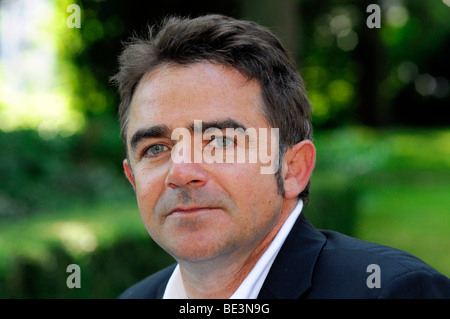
[124,62,285,262]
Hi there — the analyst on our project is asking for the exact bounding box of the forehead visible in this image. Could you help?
[127,62,269,139]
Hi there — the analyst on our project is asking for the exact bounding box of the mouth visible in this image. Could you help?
[167,206,220,217]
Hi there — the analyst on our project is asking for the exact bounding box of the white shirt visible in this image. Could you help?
[163,200,303,299]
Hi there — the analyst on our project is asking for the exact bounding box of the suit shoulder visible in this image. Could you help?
[118,264,176,299]
[309,230,450,298]
[319,229,434,272]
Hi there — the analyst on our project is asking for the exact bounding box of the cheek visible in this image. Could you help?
[220,163,280,209]
[223,165,283,242]
[133,168,166,226]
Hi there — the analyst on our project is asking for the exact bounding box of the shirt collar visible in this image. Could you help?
[163,200,303,299]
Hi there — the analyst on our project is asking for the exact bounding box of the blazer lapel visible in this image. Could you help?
[156,264,177,299]
[258,213,327,299]
[156,279,168,299]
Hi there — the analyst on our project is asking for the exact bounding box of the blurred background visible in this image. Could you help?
[0,0,448,298]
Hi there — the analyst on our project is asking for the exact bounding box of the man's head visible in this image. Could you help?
[111,15,315,263]
[111,14,313,201]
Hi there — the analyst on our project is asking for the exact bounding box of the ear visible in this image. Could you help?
[123,159,136,190]
[282,140,316,199]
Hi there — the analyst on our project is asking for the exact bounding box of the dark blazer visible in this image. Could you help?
[119,214,450,298]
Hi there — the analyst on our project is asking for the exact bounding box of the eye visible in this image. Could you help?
[210,136,234,148]
[145,144,169,157]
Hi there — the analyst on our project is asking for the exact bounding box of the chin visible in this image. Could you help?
[166,233,236,263]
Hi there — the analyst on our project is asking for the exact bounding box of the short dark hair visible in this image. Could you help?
[111,14,313,202]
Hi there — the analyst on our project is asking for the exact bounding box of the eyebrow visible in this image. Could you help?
[190,119,248,132]
[129,119,248,152]
[130,124,171,151]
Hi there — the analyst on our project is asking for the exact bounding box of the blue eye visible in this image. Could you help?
[146,144,169,156]
[210,136,234,148]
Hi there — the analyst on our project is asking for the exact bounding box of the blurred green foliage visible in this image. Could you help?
[299,0,450,127]
[0,201,174,298]
[0,115,131,219]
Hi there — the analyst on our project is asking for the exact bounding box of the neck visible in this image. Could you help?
[178,199,298,299]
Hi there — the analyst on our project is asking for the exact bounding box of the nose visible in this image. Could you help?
[165,141,207,189]
[166,161,208,189]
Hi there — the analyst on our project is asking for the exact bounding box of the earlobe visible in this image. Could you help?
[123,159,136,189]
[282,140,316,199]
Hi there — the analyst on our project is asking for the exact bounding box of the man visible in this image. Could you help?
[111,14,450,298]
